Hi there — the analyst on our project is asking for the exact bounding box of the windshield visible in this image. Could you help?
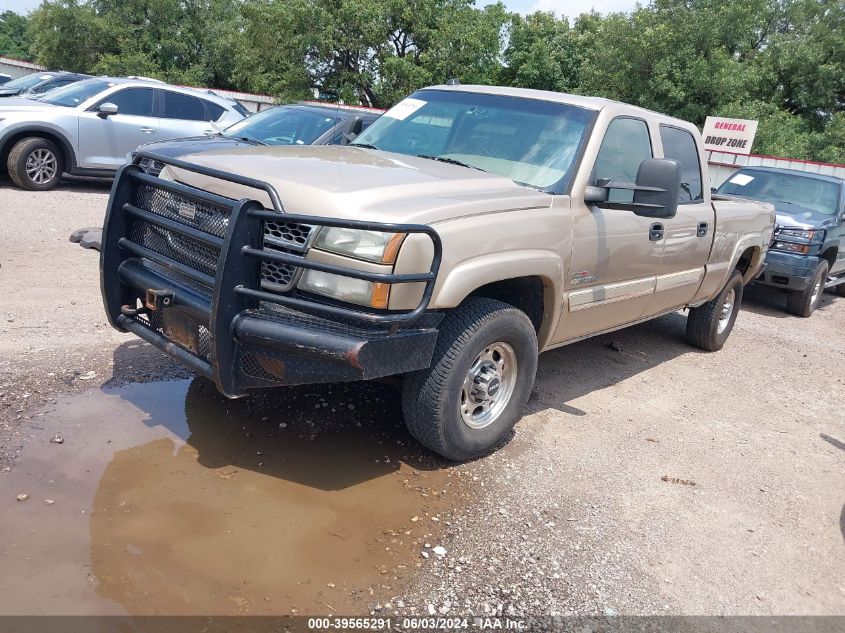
[40,79,116,107]
[224,106,341,145]
[2,73,48,90]
[351,89,595,191]
[717,169,841,216]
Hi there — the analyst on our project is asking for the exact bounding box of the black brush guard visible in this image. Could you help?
[100,152,443,398]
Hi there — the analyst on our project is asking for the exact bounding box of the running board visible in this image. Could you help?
[824,275,845,289]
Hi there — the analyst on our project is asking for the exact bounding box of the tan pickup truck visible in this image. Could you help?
[100,85,775,460]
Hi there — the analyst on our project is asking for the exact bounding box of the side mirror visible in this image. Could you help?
[98,102,118,118]
[585,158,681,219]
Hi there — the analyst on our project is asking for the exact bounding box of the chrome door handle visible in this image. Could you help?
[139,127,155,134]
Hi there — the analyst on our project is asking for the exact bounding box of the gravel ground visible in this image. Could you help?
[1,176,844,617]
[0,175,191,469]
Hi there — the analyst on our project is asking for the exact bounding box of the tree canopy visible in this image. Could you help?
[1,0,842,162]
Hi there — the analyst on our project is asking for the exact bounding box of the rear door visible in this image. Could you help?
[643,124,713,315]
[158,90,220,140]
[77,87,159,169]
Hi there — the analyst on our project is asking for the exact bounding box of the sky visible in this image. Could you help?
[4,0,640,18]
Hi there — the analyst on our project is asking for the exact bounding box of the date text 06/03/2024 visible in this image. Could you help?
[307,617,528,630]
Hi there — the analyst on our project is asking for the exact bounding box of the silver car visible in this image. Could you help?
[0,77,247,190]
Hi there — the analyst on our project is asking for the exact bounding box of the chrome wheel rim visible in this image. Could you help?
[460,342,518,430]
[25,148,58,184]
[717,288,735,334]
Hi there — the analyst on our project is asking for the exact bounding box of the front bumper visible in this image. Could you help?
[754,250,820,291]
[100,154,442,398]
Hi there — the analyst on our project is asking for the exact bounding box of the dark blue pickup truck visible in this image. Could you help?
[716,166,845,316]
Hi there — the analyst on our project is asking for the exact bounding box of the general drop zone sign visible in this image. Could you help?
[702,116,759,154]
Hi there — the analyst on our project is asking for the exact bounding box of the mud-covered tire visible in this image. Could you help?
[7,137,63,191]
[686,269,744,352]
[786,260,828,317]
[402,297,538,461]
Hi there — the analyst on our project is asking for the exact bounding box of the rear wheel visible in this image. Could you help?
[402,297,538,461]
[7,137,63,191]
[786,260,828,317]
[686,269,744,351]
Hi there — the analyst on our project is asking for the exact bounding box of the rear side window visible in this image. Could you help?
[660,125,703,202]
[594,117,652,202]
[206,101,226,122]
[102,88,155,117]
[162,91,206,121]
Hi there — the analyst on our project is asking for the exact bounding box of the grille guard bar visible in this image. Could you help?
[100,151,443,397]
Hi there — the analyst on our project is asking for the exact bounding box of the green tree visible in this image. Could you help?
[0,10,33,60]
[498,11,580,93]
[29,0,104,72]
[235,0,508,107]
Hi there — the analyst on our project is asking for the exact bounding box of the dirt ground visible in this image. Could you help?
[1,175,844,617]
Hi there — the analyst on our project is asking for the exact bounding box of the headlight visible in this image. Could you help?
[779,228,819,241]
[313,227,405,264]
[772,241,811,254]
[298,270,389,308]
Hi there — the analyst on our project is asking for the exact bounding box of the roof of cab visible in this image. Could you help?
[424,84,690,126]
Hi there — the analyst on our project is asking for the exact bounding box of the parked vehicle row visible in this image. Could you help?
[131,101,382,176]
[0,77,246,190]
[0,71,90,98]
[715,167,845,315]
[99,84,775,460]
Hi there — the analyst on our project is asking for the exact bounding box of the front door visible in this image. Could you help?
[77,87,158,169]
[553,116,663,343]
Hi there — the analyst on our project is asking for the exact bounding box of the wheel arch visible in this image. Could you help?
[0,126,77,172]
[733,245,764,284]
[431,251,563,349]
[820,245,838,270]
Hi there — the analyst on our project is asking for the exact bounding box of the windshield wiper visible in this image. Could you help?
[231,135,266,145]
[416,155,485,172]
[351,143,381,150]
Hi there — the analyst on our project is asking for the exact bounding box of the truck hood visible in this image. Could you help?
[774,201,839,230]
[165,145,553,224]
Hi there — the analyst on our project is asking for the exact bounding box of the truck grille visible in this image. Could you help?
[131,183,314,291]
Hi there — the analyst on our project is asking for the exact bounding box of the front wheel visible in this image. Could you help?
[7,137,64,190]
[686,269,744,351]
[402,297,538,461]
[786,260,829,317]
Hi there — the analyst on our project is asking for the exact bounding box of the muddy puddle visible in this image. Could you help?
[0,378,461,615]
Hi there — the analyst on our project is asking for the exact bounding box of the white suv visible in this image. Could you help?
[0,77,247,190]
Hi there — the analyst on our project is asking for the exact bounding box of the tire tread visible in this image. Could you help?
[402,297,536,460]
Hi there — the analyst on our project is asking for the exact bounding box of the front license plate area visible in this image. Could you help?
[162,310,200,354]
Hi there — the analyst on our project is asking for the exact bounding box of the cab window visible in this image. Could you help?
[660,125,703,202]
[594,118,652,202]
